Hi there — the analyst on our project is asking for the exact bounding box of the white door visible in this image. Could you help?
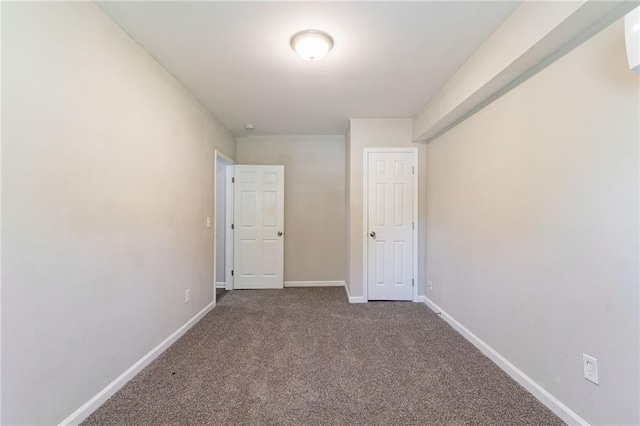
[367,152,414,300]
[233,165,285,289]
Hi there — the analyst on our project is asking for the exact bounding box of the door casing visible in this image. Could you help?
[225,162,234,290]
[362,147,419,303]
[214,150,235,301]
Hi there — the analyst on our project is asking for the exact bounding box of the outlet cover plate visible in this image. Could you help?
[582,354,599,385]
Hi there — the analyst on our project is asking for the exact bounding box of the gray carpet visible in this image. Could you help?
[83,288,564,425]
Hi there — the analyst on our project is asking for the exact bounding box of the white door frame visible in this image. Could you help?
[362,147,419,303]
[225,162,234,291]
[214,150,235,305]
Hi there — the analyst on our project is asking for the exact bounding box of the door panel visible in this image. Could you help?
[367,152,414,301]
[241,191,257,226]
[234,165,284,289]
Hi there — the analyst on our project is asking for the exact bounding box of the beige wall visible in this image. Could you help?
[425,20,639,425]
[346,119,427,298]
[236,136,345,282]
[1,2,235,424]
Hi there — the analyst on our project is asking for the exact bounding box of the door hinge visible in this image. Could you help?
[412,222,415,230]
[231,270,234,276]
[232,177,235,183]
[412,278,414,287]
[412,166,415,175]
[231,223,234,230]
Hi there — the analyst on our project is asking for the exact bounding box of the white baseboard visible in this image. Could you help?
[284,280,345,287]
[344,283,366,303]
[216,281,226,288]
[59,301,216,425]
[422,297,588,426]
[417,295,426,303]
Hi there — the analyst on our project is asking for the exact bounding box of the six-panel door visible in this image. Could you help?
[233,165,285,289]
[367,152,414,300]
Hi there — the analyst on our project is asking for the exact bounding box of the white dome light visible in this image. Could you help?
[290,30,334,62]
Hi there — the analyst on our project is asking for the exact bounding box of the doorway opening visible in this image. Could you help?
[214,150,235,304]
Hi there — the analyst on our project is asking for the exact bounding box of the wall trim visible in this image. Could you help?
[344,282,366,304]
[422,297,589,426]
[284,280,345,287]
[215,282,226,288]
[59,301,216,426]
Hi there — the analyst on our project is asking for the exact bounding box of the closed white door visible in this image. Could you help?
[233,165,285,289]
[367,152,414,300]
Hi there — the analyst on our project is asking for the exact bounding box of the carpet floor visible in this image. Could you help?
[83,288,564,425]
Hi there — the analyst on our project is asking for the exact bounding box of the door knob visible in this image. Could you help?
[278,231,283,236]
[369,231,376,238]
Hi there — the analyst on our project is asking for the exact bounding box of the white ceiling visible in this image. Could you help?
[98,1,520,136]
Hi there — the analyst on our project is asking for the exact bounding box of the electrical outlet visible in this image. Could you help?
[185,289,191,304]
[583,354,599,385]
[428,280,433,291]
[206,217,211,228]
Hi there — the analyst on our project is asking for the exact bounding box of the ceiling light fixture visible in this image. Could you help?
[290,30,334,62]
